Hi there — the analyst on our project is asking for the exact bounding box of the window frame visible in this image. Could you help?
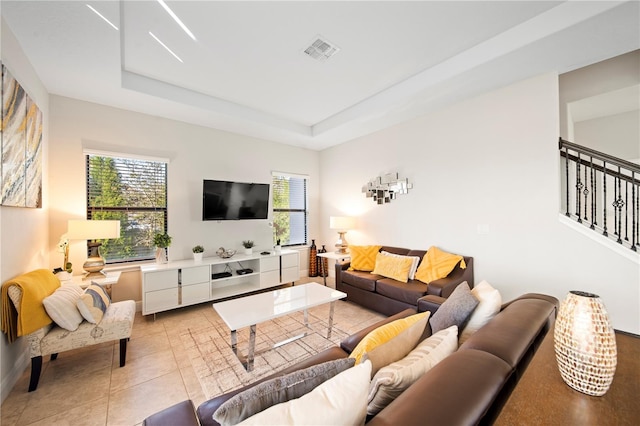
[271,171,309,247]
[85,151,168,264]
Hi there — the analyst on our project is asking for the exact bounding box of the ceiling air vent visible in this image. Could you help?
[303,36,340,61]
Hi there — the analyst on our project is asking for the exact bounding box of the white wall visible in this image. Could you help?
[0,17,50,402]
[320,73,640,334]
[575,110,640,160]
[48,95,320,302]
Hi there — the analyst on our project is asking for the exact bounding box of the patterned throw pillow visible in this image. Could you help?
[380,251,421,280]
[348,245,382,272]
[367,325,458,415]
[213,358,355,426]
[349,312,430,364]
[76,284,111,324]
[42,285,85,331]
[372,252,414,283]
[415,246,466,284]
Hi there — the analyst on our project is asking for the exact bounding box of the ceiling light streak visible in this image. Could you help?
[156,0,197,41]
[149,32,183,63]
[86,4,119,31]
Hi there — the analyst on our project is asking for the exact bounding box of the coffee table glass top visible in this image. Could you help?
[213,283,346,330]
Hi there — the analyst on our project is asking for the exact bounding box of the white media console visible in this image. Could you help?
[140,249,300,315]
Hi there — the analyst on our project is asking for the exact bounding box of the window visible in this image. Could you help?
[271,172,308,246]
[86,153,168,263]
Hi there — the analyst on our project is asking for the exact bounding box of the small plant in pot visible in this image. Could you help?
[192,245,204,261]
[153,233,172,264]
[242,240,254,255]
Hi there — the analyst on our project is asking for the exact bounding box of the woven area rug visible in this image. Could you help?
[181,299,384,399]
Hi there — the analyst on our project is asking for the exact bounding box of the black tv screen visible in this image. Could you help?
[203,180,269,220]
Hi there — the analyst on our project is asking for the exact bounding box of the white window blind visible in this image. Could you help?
[272,172,308,246]
[86,154,168,263]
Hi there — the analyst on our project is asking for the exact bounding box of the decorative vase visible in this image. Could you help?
[193,252,203,261]
[309,239,318,277]
[244,248,253,255]
[554,291,617,396]
[155,247,168,264]
[317,245,328,277]
[274,245,282,254]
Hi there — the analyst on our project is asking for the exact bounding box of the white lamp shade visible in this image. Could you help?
[67,220,121,240]
[329,216,356,230]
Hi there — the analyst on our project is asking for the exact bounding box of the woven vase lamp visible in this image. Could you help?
[553,291,617,396]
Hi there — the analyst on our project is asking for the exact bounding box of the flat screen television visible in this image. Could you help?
[202,179,269,220]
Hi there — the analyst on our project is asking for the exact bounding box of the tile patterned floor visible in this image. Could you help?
[0,278,384,425]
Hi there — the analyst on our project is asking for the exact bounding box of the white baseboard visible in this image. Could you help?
[1,347,30,404]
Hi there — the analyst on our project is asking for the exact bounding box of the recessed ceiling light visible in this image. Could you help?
[303,36,340,61]
[156,0,197,41]
[86,4,118,31]
[149,32,183,63]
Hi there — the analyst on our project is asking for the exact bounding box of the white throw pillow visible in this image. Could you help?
[238,360,372,425]
[42,285,85,331]
[367,325,458,416]
[380,251,421,280]
[459,280,502,344]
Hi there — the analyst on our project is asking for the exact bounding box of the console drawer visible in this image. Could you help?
[181,266,209,285]
[182,282,210,305]
[144,270,179,292]
[261,256,280,272]
[145,288,178,314]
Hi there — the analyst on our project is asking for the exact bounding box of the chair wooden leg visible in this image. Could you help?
[119,338,127,367]
[28,356,42,392]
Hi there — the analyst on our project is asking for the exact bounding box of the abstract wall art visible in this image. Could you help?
[1,63,42,208]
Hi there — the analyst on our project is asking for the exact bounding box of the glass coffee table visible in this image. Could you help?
[212,283,347,371]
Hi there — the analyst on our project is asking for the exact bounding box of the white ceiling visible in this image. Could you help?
[2,1,639,150]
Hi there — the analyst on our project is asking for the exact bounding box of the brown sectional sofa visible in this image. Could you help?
[336,245,474,316]
[144,293,558,426]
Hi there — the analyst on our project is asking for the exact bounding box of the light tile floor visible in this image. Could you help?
[0,277,366,426]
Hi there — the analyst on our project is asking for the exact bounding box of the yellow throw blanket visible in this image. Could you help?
[1,269,60,343]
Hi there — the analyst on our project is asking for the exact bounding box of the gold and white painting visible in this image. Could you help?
[1,63,42,208]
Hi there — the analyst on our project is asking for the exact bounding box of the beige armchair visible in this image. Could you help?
[2,269,135,391]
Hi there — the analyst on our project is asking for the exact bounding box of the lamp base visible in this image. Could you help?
[82,242,106,279]
[335,231,348,254]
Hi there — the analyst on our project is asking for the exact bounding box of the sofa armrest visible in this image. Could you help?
[426,256,474,298]
[417,294,446,315]
[335,261,350,286]
[144,400,199,426]
[340,308,416,353]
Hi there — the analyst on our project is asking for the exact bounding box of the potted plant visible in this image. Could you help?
[242,240,254,255]
[153,233,172,264]
[274,238,282,254]
[192,245,204,261]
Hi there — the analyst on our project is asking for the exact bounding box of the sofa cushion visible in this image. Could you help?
[429,282,478,334]
[350,312,430,364]
[415,246,466,284]
[367,325,458,415]
[42,285,85,331]
[372,252,414,283]
[213,358,355,426]
[341,270,381,292]
[77,284,111,324]
[362,312,430,377]
[349,245,382,271]
[376,278,429,305]
[237,360,372,426]
[459,280,502,344]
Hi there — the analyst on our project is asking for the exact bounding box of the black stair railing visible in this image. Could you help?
[560,138,639,253]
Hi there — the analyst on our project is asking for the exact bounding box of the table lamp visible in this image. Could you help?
[68,219,121,278]
[329,216,356,254]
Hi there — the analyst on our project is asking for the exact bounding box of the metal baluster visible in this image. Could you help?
[632,177,637,251]
[583,160,589,222]
[636,174,639,251]
[615,168,623,243]
[625,180,629,242]
[565,146,570,217]
[603,161,608,236]
[576,154,582,223]
[591,158,597,228]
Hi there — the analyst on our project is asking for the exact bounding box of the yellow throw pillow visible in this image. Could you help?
[415,246,466,284]
[349,245,382,272]
[349,312,430,364]
[371,253,414,283]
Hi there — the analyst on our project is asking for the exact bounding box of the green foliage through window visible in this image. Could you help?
[86,154,168,263]
[271,173,308,246]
